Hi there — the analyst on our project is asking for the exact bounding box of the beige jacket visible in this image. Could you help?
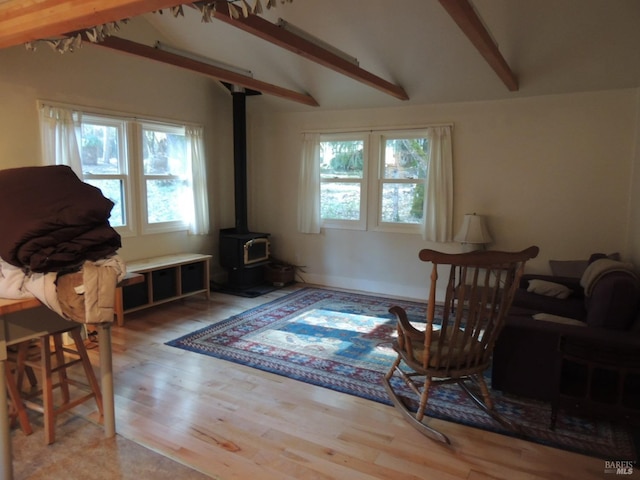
[57,256,126,324]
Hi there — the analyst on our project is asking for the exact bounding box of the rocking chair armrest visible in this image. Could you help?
[389,306,424,340]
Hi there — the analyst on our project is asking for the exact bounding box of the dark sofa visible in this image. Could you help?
[491,255,640,424]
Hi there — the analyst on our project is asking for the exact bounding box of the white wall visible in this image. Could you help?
[2,40,638,298]
[248,89,639,299]
[628,90,640,267]
[0,43,236,266]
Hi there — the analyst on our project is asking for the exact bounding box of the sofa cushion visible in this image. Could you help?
[532,312,587,327]
[512,289,586,320]
[547,253,620,279]
[549,260,589,279]
[588,252,621,263]
[527,279,573,299]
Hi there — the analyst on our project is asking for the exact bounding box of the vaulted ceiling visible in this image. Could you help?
[2,0,640,111]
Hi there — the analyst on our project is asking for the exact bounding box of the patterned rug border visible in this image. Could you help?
[167,286,637,461]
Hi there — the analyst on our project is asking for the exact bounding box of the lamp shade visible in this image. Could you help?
[454,213,492,244]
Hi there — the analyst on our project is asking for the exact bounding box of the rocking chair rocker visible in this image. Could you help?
[383,246,539,444]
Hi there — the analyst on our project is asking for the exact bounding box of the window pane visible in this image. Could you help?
[142,129,187,175]
[80,123,121,174]
[383,138,428,179]
[85,179,124,227]
[381,183,424,223]
[143,126,191,227]
[321,182,361,220]
[320,140,363,179]
[146,179,189,223]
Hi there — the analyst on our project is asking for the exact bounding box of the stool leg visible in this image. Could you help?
[15,342,37,393]
[69,329,103,416]
[0,360,11,480]
[4,363,32,435]
[25,367,37,389]
[52,334,71,405]
[40,336,56,445]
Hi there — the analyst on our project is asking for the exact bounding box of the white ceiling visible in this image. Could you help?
[117,0,640,112]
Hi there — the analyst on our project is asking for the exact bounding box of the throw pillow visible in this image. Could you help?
[527,279,573,299]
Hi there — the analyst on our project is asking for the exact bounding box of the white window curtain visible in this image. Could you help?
[297,132,321,234]
[39,105,83,176]
[422,125,453,242]
[186,126,210,235]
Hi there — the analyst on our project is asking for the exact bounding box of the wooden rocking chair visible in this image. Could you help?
[383,246,539,444]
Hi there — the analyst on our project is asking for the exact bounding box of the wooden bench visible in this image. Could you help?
[115,253,212,326]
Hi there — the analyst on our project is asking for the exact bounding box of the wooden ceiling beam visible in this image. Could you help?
[211,1,409,101]
[438,0,518,91]
[0,0,185,49]
[94,36,319,107]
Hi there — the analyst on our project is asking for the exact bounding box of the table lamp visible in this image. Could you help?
[454,213,492,251]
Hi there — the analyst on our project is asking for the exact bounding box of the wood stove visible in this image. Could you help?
[219,86,270,289]
[219,231,270,267]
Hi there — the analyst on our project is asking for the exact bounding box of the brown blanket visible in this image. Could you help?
[0,165,121,272]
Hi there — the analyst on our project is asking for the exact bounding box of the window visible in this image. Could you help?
[140,123,191,233]
[39,102,209,236]
[319,135,367,230]
[79,116,128,228]
[317,130,430,232]
[299,126,452,240]
[379,134,429,228]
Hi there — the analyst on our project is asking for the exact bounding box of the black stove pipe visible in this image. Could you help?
[232,87,248,234]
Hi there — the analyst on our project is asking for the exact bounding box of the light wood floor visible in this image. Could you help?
[78,284,609,480]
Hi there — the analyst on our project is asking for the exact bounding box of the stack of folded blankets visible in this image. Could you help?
[0,165,124,324]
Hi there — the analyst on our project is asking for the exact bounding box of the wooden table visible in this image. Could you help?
[0,273,142,480]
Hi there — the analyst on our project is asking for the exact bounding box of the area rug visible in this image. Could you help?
[167,286,637,461]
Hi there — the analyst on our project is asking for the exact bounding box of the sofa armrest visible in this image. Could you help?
[585,271,640,330]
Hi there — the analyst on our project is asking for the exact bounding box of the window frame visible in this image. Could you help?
[78,113,135,237]
[138,121,190,235]
[372,129,430,235]
[319,132,368,231]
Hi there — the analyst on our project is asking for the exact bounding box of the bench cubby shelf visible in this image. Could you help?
[116,253,212,326]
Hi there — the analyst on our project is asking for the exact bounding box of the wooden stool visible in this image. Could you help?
[15,325,103,444]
